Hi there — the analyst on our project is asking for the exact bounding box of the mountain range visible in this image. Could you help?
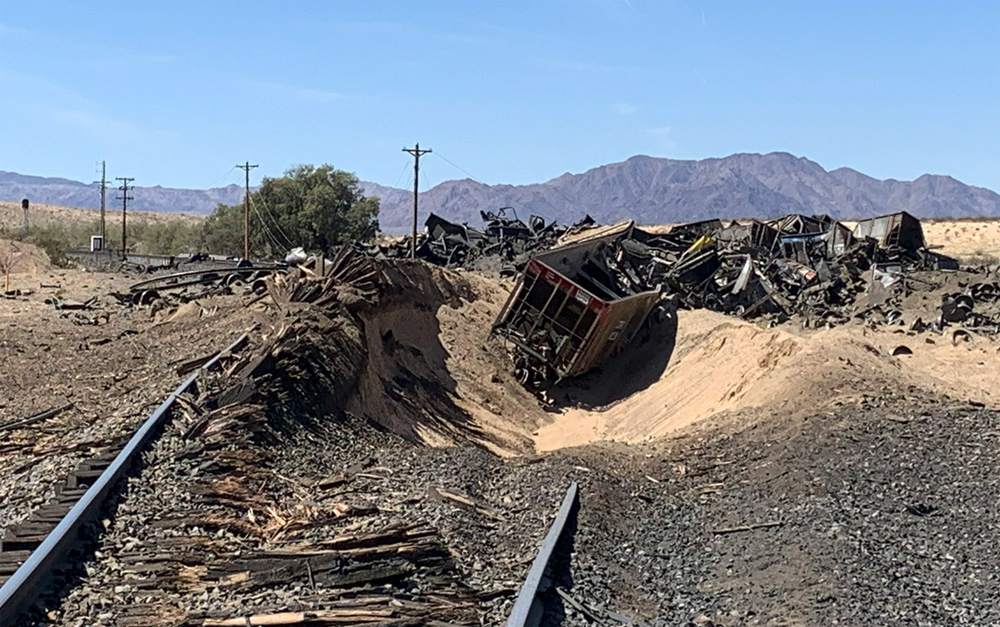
[3,152,999,231]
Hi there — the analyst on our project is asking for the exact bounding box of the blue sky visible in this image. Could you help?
[1,0,997,193]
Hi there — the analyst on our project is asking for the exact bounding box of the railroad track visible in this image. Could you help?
[506,481,580,627]
[0,333,249,626]
[3,325,581,627]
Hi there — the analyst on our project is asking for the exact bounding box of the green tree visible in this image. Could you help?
[201,203,244,257]
[202,164,379,258]
[132,219,203,255]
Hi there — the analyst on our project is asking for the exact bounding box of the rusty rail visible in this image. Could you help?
[0,333,249,625]
[506,481,579,627]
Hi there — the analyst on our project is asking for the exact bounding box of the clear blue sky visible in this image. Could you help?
[1,0,997,193]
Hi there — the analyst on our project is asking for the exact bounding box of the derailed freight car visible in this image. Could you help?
[492,222,663,388]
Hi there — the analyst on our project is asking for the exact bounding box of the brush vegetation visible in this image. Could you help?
[0,164,379,265]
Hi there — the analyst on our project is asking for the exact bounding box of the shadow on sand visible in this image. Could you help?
[548,300,679,410]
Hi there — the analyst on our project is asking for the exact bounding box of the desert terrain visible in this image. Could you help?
[0,201,202,232]
[0,206,999,626]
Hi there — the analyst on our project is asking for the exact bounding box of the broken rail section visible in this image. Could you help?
[506,481,580,627]
[0,333,250,626]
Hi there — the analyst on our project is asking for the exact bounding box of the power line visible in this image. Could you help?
[250,194,292,250]
[253,192,294,248]
[402,143,432,259]
[206,165,238,189]
[432,152,537,218]
[417,158,438,221]
[236,162,258,260]
[434,151,581,222]
[433,152,484,184]
[392,158,411,189]
[116,177,134,261]
[249,196,286,254]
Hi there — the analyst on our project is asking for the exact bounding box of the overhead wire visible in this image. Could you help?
[252,193,295,249]
[392,158,411,189]
[432,152,546,219]
[250,202,284,254]
[206,166,238,189]
[418,158,437,219]
[249,195,290,253]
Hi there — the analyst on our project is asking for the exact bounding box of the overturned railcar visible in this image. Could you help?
[492,222,662,384]
[852,211,925,251]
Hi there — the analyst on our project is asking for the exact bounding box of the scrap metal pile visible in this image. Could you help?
[575,211,957,326]
[396,209,957,328]
[121,261,285,307]
[491,210,968,387]
[377,208,595,276]
[913,279,1000,339]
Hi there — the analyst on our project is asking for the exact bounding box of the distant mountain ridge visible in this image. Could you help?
[372,153,1000,230]
[0,170,245,214]
[3,152,999,230]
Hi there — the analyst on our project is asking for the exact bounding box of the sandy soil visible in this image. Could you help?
[534,308,999,451]
[922,219,1000,263]
[0,239,51,281]
[0,201,201,232]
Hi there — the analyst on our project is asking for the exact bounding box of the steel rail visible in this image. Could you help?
[506,481,579,627]
[0,332,249,625]
[128,265,284,292]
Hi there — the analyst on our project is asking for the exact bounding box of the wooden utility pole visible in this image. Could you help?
[99,161,107,243]
[236,162,258,260]
[116,177,134,261]
[402,143,431,259]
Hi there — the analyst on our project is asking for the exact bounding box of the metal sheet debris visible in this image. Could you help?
[486,210,972,385]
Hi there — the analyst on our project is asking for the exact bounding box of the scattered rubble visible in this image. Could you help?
[5,207,1000,627]
[490,211,974,387]
[375,208,596,277]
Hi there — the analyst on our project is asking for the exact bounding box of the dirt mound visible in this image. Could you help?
[533,308,984,450]
[0,238,51,275]
[246,259,544,455]
[247,259,1000,456]
[345,261,542,454]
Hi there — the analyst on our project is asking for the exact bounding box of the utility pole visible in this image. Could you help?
[98,161,107,244]
[402,143,431,259]
[116,177,134,261]
[236,162,258,260]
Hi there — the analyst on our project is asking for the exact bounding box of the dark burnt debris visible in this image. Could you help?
[110,208,996,389]
[662,212,954,324]
[482,210,997,388]
[376,207,596,276]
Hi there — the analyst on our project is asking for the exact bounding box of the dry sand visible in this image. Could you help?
[922,219,1000,263]
[0,201,201,232]
[534,310,1000,451]
[358,264,998,456]
[0,239,51,277]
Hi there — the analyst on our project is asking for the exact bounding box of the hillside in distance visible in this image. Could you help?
[4,152,1000,229]
[0,171,244,215]
[373,152,1000,230]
